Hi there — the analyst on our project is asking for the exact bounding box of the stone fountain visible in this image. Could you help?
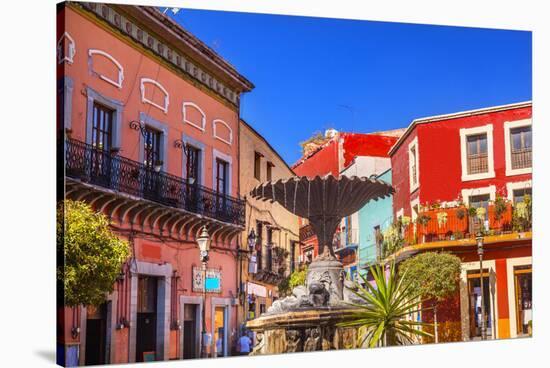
[246,175,394,355]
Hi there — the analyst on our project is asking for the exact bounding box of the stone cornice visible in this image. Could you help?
[72,2,254,107]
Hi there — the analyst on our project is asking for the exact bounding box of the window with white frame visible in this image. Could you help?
[506,180,532,203]
[460,125,495,181]
[504,119,532,176]
[408,137,419,192]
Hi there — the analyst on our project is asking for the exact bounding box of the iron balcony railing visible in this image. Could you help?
[65,138,245,226]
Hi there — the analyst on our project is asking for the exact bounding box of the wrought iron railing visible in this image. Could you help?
[65,138,245,226]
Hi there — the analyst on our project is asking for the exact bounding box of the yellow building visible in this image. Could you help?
[238,119,300,328]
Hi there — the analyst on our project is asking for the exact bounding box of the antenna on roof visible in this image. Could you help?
[163,8,181,15]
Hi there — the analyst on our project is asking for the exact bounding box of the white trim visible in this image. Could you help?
[461,185,496,206]
[88,49,124,88]
[57,32,76,64]
[506,257,532,338]
[408,136,420,193]
[459,260,499,341]
[396,208,404,218]
[212,119,233,145]
[506,180,532,202]
[182,102,206,131]
[504,119,532,176]
[140,78,169,113]
[460,124,495,181]
[410,198,420,221]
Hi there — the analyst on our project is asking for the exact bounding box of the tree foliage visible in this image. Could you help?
[278,266,307,296]
[398,252,461,301]
[338,262,433,347]
[57,200,130,307]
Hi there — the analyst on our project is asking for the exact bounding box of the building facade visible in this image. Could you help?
[388,101,532,342]
[294,130,401,265]
[238,120,300,326]
[57,2,253,365]
[357,169,394,275]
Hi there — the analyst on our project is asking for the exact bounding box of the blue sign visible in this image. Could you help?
[205,276,221,291]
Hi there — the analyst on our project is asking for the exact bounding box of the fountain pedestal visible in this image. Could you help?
[246,175,394,355]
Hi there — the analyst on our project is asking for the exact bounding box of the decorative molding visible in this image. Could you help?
[57,32,76,64]
[182,102,206,131]
[459,124,495,182]
[88,49,124,88]
[212,119,233,145]
[78,2,240,106]
[504,119,532,177]
[506,180,532,202]
[140,78,169,113]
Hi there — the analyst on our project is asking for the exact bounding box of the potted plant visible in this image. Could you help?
[476,207,486,221]
[494,195,507,221]
[401,215,411,227]
[437,212,448,228]
[456,207,466,220]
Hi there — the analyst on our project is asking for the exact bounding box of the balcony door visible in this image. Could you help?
[215,158,229,216]
[185,145,201,212]
[143,127,162,201]
[90,102,114,186]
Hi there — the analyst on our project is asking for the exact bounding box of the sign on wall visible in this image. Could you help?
[192,267,222,293]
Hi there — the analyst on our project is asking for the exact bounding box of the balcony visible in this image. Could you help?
[299,223,315,242]
[65,138,245,227]
[401,203,531,247]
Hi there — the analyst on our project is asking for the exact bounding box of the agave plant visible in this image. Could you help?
[338,262,433,347]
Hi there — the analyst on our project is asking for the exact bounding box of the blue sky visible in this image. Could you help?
[166,8,532,165]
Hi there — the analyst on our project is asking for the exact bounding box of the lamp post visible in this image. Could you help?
[242,230,257,322]
[197,226,211,358]
[476,233,487,340]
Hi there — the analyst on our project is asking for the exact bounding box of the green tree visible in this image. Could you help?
[278,266,307,296]
[398,252,462,342]
[338,262,432,347]
[57,200,130,307]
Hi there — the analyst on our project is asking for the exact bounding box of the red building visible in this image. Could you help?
[388,101,532,342]
[292,130,400,265]
[57,3,253,365]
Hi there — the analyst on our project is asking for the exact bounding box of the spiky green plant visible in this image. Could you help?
[338,262,433,347]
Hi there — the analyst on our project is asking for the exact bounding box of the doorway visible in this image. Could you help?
[85,303,107,366]
[136,276,158,362]
[467,270,493,339]
[514,266,532,335]
[214,306,227,357]
[183,304,199,359]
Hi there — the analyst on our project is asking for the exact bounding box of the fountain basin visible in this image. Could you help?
[246,307,364,355]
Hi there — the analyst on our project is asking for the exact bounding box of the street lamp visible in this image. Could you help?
[247,229,257,251]
[476,233,487,340]
[197,226,211,358]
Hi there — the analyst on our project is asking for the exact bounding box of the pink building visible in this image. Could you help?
[57,2,253,365]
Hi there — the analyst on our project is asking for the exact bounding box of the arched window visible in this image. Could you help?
[88,49,124,88]
[57,32,76,64]
[212,119,233,145]
[140,78,170,113]
[182,102,206,131]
